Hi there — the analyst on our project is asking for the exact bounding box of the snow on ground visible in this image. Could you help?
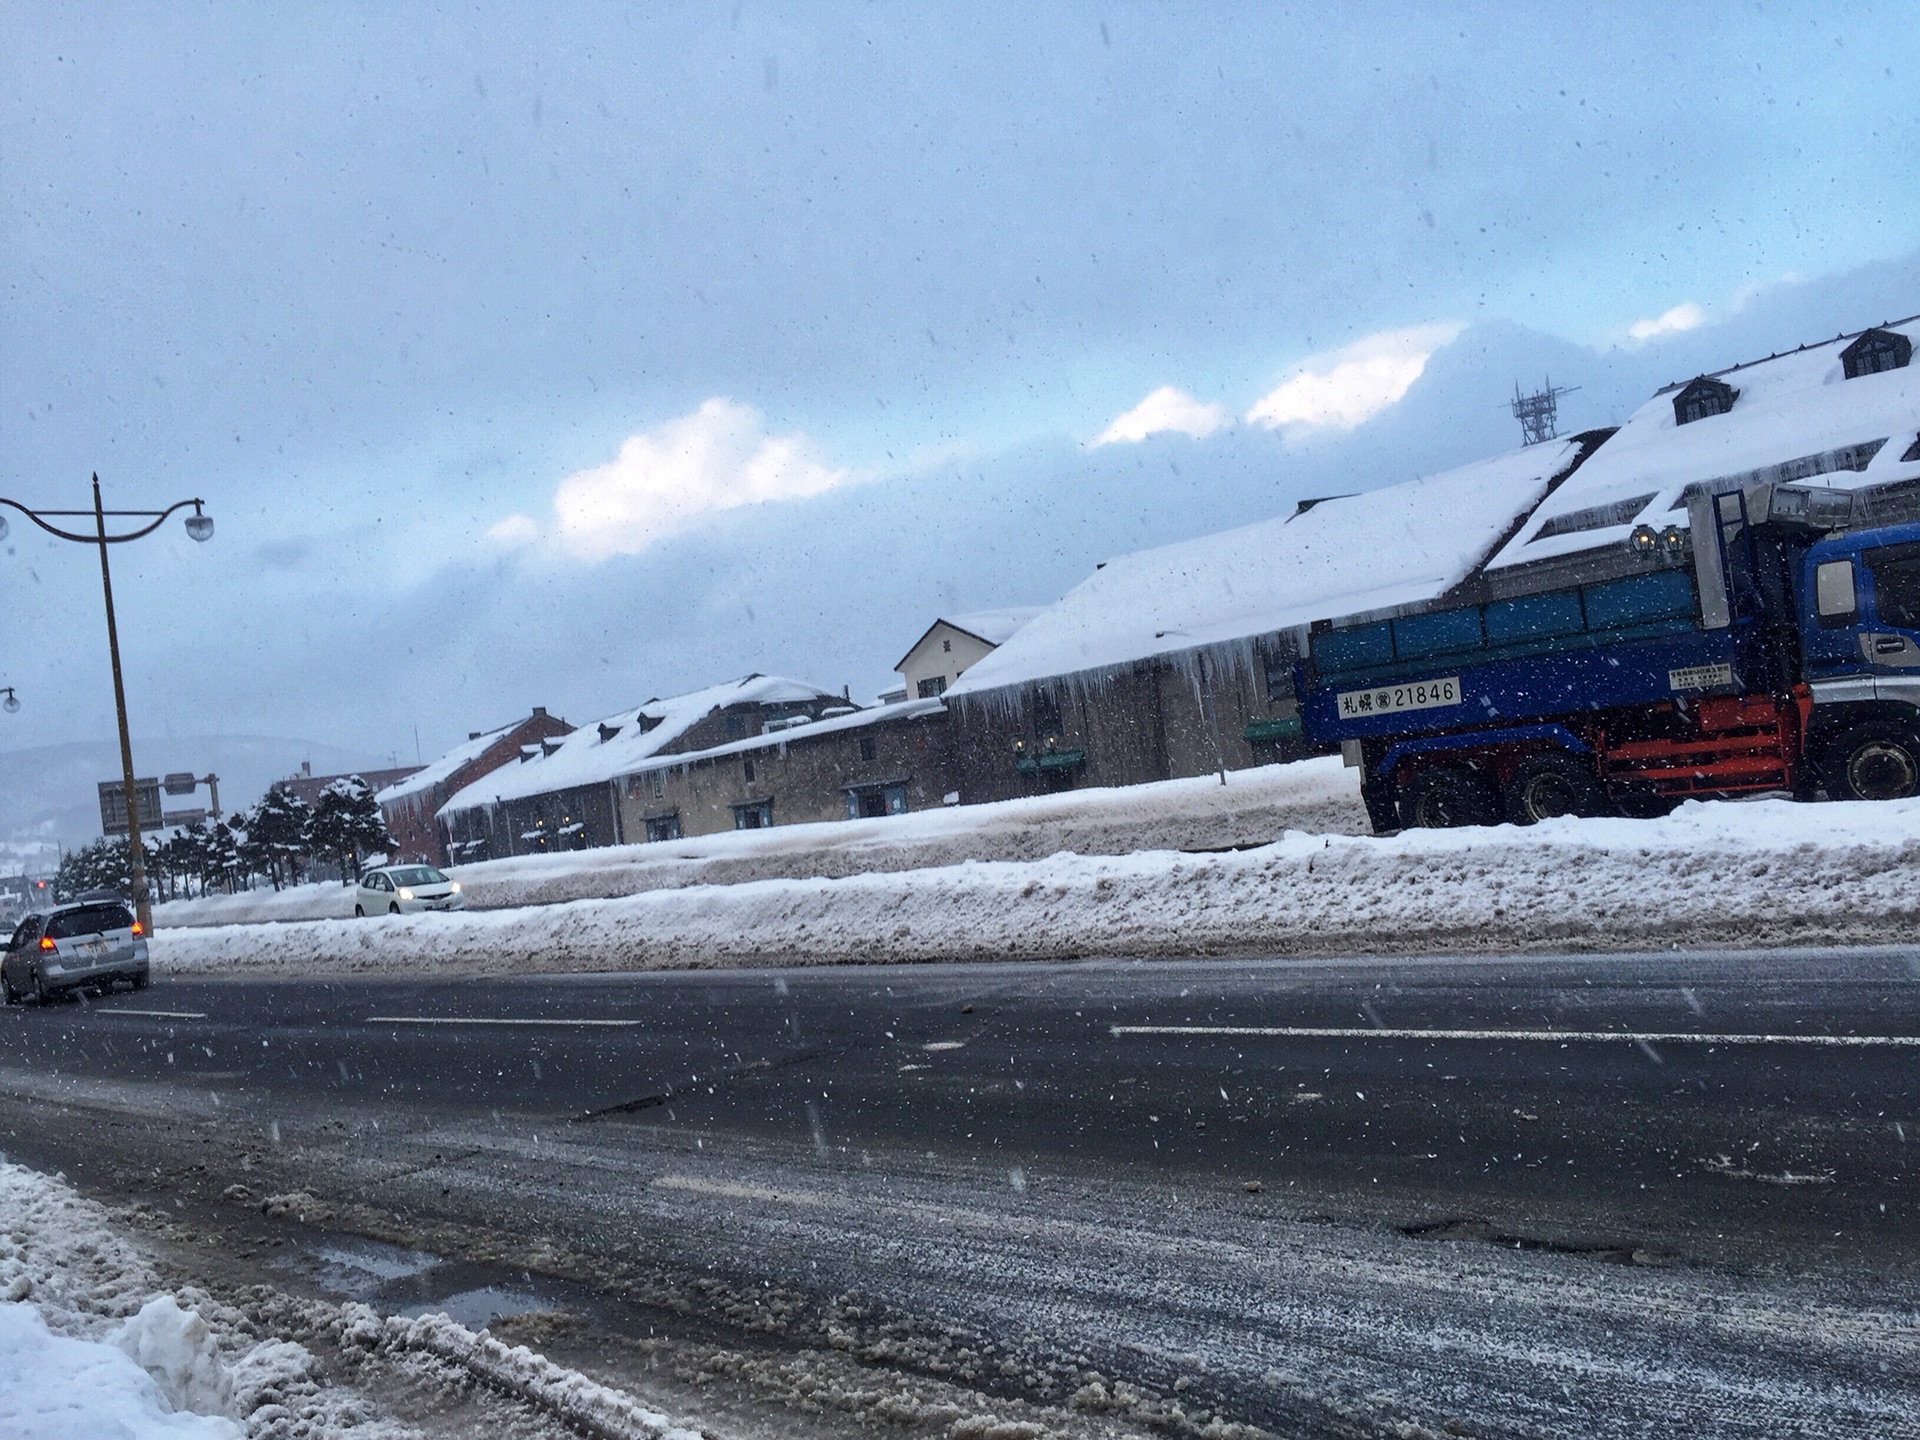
[151,793,1920,978]
[154,757,1368,927]
[0,1161,713,1440]
[0,1159,354,1440]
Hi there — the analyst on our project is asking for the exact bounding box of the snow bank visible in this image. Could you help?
[0,1162,723,1440]
[150,794,1920,977]
[0,1301,239,1439]
[154,757,1368,927]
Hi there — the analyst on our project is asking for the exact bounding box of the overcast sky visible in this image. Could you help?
[3,2,1917,775]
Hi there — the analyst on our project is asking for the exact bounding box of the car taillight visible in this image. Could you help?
[38,936,54,951]
[131,921,144,936]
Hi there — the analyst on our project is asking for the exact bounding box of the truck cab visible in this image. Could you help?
[1797,519,1920,799]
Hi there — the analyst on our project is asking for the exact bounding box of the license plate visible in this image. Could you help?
[1336,675,1461,720]
[78,940,108,959]
[1668,662,1733,691]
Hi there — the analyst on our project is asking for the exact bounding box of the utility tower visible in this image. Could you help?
[1509,377,1578,446]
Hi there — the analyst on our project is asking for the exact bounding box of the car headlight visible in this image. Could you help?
[448,881,461,894]
[397,888,414,901]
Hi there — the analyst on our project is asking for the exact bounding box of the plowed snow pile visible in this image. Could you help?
[151,793,1920,977]
[0,1162,712,1440]
[153,757,1367,926]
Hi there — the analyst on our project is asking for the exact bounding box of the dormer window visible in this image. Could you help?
[1673,376,1738,426]
[540,737,564,758]
[597,722,622,744]
[1840,327,1913,379]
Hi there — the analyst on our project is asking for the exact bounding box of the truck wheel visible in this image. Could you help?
[1397,766,1499,829]
[1502,752,1607,825]
[1818,722,1920,801]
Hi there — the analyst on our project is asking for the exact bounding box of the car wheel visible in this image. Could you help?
[354,904,365,917]
[1397,765,1499,829]
[2,973,18,1006]
[389,902,400,914]
[29,968,52,1006]
[131,968,151,991]
[1502,752,1608,825]
[1819,722,1920,801]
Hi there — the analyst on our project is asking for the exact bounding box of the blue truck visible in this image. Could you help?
[1296,482,1920,832]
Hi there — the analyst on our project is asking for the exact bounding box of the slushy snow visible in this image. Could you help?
[0,1162,718,1440]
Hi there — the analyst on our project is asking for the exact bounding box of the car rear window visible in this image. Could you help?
[46,904,135,939]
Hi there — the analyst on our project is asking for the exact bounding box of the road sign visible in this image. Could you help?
[162,772,199,795]
[161,808,209,827]
[99,778,163,835]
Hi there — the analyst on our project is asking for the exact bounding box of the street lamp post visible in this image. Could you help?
[0,475,213,932]
[2,687,18,714]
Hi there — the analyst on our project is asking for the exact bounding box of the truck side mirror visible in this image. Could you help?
[1815,558,1859,625]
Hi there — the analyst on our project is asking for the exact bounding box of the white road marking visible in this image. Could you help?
[1109,1024,1920,1047]
[93,1009,209,1020]
[366,1015,643,1028]
[922,1040,966,1051]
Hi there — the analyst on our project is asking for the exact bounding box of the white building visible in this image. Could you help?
[891,608,1043,701]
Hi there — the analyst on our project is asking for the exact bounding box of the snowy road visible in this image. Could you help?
[2,948,1916,1438]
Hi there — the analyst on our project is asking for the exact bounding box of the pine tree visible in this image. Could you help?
[208,821,244,893]
[307,777,394,883]
[53,837,132,902]
[246,785,313,890]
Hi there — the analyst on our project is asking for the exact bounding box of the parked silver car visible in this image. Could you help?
[355,865,466,916]
[2,897,150,1003]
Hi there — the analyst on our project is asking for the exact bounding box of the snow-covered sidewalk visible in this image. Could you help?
[0,1162,708,1440]
[151,794,1920,979]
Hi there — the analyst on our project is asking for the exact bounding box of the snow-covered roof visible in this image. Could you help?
[946,440,1582,697]
[438,675,838,817]
[626,697,946,773]
[942,607,1045,646]
[375,721,521,806]
[1487,318,1920,571]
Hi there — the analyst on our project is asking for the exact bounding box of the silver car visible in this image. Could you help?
[2,897,150,1004]
[355,864,466,916]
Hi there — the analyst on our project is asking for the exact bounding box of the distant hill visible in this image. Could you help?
[0,735,388,871]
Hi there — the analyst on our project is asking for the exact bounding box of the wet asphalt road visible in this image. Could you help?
[3,946,1917,1439]
[5,945,1917,1255]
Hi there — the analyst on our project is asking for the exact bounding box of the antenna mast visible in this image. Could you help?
[1509,377,1578,446]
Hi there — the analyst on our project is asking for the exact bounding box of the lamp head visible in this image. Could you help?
[185,505,214,542]
[2,688,18,715]
[0,512,8,543]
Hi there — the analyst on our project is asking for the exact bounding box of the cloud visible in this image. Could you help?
[1092,385,1231,446]
[1626,302,1706,342]
[1246,323,1463,435]
[548,399,849,561]
[485,513,540,547]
